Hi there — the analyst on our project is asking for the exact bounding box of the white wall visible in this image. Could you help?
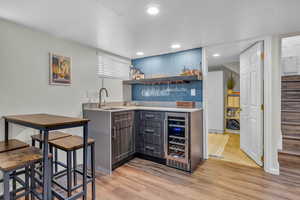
[281,36,300,75]
[209,65,240,92]
[0,19,129,145]
[207,71,224,133]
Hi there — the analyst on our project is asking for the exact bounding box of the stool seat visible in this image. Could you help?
[0,147,48,172]
[31,131,71,142]
[49,136,95,151]
[0,139,29,153]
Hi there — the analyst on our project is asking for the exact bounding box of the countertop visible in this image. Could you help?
[84,105,202,113]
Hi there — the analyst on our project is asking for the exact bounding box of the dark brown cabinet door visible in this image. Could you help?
[112,111,134,165]
[136,111,165,158]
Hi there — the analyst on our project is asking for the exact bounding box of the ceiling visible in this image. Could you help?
[1,0,300,59]
[282,35,300,48]
[206,39,258,67]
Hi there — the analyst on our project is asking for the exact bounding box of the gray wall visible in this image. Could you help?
[208,65,240,94]
[0,19,128,145]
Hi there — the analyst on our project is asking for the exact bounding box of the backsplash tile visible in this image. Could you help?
[132,81,202,102]
[132,48,202,78]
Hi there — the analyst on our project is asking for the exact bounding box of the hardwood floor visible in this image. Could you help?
[88,158,300,200]
[209,133,259,168]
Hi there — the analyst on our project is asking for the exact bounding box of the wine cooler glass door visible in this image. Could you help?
[165,112,189,163]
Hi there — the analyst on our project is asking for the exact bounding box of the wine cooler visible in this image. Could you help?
[164,112,190,171]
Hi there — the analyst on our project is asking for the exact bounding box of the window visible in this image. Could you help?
[97,52,130,80]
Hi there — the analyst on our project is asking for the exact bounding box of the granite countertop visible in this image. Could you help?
[84,105,202,113]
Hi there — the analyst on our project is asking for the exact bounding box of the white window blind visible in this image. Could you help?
[97,53,130,80]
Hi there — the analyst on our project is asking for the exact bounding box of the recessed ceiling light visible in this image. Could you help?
[213,53,220,57]
[136,52,144,56]
[147,6,160,16]
[171,44,181,49]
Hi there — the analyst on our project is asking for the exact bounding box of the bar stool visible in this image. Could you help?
[0,139,29,199]
[0,146,50,200]
[31,131,72,173]
[49,135,95,200]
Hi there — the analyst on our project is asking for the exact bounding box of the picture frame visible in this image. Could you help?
[49,53,72,86]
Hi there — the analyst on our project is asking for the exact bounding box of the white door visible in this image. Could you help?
[240,42,264,166]
[207,71,224,133]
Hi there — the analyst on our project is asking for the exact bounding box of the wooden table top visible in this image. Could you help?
[3,114,89,129]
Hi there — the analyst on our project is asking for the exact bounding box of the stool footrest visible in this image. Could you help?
[52,189,84,200]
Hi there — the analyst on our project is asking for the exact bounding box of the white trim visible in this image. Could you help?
[202,47,209,160]
[263,36,281,175]
[265,167,280,175]
[208,129,224,134]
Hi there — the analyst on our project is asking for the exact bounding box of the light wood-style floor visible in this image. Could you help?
[88,158,300,200]
[209,133,259,168]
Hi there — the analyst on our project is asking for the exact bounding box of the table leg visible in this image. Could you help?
[25,166,30,200]
[30,164,36,200]
[39,130,43,149]
[42,130,52,200]
[12,171,16,199]
[91,144,96,200]
[3,172,10,200]
[73,150,77,186]
[83,124,88,200]
[4,120,8,142]
[67,151,72,197]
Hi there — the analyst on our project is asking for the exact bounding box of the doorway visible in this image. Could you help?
[204,39,264,168]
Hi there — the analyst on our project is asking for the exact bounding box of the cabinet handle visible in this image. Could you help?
[112,126,117,140]
[145,114,155,119]
[145,146,155,151]
[145,129,155,134]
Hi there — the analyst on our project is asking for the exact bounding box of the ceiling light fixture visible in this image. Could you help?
[147,6,160,16]
[213,53,220,57]
[136,52,144,56]
[171,44,181,49]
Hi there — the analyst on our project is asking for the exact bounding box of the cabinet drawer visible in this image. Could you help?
[140,120,163,128]
[139,144,164,158]
[140,126,162,135]
[138,130,163,146]
[112,111,133,123]
[140,111,164,121]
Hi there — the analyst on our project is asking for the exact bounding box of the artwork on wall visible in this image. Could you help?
[49,53,71,85]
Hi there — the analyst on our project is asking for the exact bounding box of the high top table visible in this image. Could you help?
[3,114,89,200]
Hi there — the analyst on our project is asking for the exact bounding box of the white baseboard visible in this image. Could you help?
[265,166,280,175]
[208,129,224,134]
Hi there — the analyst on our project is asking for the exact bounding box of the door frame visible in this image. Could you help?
[277,32,300,152]
[202,36,281,175]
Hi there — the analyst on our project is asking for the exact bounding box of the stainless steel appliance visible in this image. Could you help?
[164,112,190,171]
[164,111,203,172]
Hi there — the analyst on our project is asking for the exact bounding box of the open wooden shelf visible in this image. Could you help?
[123,75,201,85]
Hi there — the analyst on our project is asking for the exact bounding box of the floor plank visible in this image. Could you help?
[88,158,300,200]
[209,133,259,168]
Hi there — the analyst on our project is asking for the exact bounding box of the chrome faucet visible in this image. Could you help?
[98,87,109,108]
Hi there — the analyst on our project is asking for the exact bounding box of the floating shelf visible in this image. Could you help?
[123,75,201,85]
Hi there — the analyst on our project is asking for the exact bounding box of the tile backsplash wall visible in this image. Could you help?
[131,48,202,104]
[132,81,202,102]
[132,48,202,78]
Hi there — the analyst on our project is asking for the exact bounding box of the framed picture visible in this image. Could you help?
[49,53,71,85]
